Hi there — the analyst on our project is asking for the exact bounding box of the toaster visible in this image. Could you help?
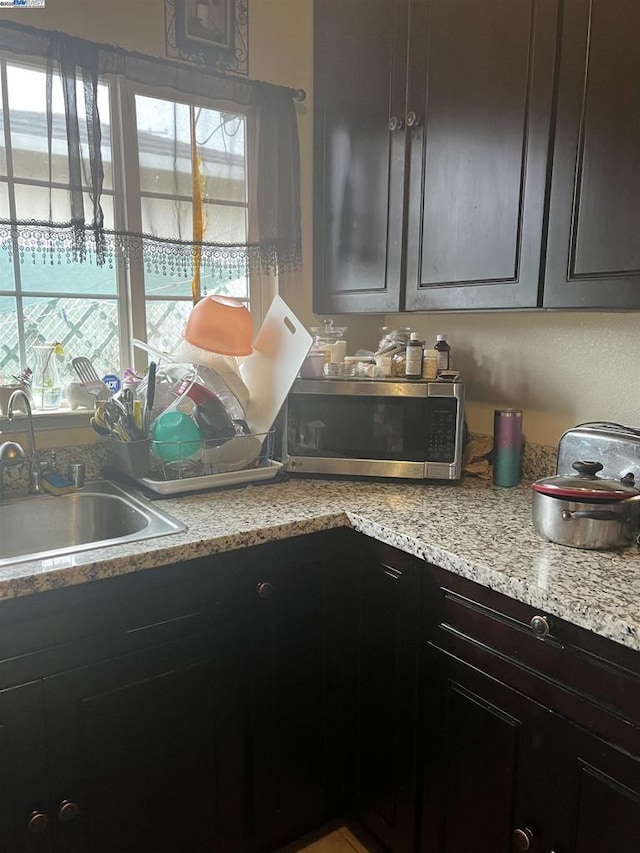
[557,423,640,481]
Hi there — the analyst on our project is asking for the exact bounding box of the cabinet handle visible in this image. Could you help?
[513,827,534,850]
[58,800,79,822]
[530,615,552,638]
[406,110,421,127]
[27,811,49,833]
[256,581,273,599]
[389,115,404,132]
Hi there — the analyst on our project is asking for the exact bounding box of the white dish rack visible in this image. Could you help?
[136,459,283,496]
[108,430,280,495]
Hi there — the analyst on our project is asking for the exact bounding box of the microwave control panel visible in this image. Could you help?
[424,397,459,462]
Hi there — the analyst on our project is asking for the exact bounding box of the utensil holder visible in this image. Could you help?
[108,436,151,478]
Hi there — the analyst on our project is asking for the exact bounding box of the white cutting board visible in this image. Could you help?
[240,295,312,435]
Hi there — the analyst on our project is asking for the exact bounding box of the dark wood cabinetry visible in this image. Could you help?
[43,628,249,853]
[543,0,640,308]
[404,0,557,311]
[0,535,349,853]
[0,681,50,853]
[349,540,421,853]
[313,0,408,313]
[0,553,253,853]
[247,532,347,851]
[314,0,640,313]
[0,530,639,853]
[420,565,640,853]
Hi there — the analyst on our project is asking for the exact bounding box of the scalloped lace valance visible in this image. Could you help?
[0,21,302,283]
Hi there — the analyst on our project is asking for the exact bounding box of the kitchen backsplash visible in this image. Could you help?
[0,435,556,496]
[1,441,109,495]
[522,440,557,482]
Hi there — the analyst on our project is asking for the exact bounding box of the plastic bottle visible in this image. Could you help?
[434,334,450,372]
[422,348,438,380]
[405,332,424,379]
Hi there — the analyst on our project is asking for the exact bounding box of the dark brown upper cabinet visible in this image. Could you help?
[543,0,640,308]
[314,0,640,313]
[404,0,557,310]
[313,0,409,313]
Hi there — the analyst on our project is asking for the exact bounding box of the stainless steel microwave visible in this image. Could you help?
[282,378,465,480]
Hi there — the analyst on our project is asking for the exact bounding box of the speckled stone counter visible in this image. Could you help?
[2,475,639,653]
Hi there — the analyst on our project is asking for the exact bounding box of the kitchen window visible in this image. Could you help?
[0,20,301,416]
[0,58,251,396]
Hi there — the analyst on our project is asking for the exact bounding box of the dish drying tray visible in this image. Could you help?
[136,459,283,496]
[108,430,280,495]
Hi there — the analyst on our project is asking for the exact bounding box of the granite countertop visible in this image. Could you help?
[1,475,640,653]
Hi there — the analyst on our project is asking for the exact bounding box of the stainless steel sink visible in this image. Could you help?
[0,480,186,566]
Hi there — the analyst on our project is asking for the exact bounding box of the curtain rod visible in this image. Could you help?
[0,18,306,102]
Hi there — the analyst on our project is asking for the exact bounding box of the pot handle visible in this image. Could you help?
[562,509,625,522]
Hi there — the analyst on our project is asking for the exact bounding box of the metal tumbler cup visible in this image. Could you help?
[493,409,523,487]
[67,463,86,489]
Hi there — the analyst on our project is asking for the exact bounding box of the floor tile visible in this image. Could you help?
[278,824,374,853]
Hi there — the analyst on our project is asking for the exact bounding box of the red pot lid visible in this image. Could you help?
[532,461,639,501]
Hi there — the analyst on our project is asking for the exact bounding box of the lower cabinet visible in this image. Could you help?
[563,721,640,853]
[420,565,640,853]
[0,681,50,853]
[420,650,564,853]
[246,531,349,851]
[0,530,354,853]
[348,539,421,853]
[0,551,255,853]
[1,531,639,853]
[43,627,249,853]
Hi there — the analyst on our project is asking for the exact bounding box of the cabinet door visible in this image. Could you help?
[313,0,408,313]
[563,725,640,853]
[544,0,640,307]
[405,0,558,310]
[43,627,250,853]
[420,649,566,853]
[0,681,52,853]
[248,535,334,851]
[352,541,420,853]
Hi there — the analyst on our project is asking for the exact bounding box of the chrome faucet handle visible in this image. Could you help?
[28,452,45,495]
[40,450,56,472]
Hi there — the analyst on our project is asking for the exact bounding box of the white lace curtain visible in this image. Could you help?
[0,20,302,283]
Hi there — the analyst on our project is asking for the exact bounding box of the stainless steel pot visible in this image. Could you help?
[532,461,640,550]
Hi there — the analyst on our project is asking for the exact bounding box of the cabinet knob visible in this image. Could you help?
[406,110,421,127]
[58,800,79,822]
[513,827,534,850]
[389,115,404,132]
[530,615,552,637]
[27,811,49,833]
[256,581,273,599]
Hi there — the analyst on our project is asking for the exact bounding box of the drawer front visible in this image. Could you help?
[0,550,251,685]
[424,566,640,753]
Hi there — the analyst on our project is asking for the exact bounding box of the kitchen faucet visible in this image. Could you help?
[7,389,44,494]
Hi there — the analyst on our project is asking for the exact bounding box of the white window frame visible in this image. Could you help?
[0,59,269,428]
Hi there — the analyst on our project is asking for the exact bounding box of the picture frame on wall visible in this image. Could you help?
[165,0,248,74]
[178,0,233,51]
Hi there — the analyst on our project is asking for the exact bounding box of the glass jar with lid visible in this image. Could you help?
[310,319,347,364]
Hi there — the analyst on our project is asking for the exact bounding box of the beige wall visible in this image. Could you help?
[0,0,167,55]
[383,311,640,447]
[3,0,638,449]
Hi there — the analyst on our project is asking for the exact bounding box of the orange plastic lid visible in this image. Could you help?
[184,295,253,356]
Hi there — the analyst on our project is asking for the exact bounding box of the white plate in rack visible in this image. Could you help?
[136,460,283,496]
